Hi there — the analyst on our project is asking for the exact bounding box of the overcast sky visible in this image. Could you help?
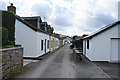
[0,0,119,36]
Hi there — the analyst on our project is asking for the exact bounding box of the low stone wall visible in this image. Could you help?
[0,47,23,79]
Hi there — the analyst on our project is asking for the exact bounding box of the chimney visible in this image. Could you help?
[7,3,16,14]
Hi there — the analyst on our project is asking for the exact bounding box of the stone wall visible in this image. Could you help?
[0,47,23,79]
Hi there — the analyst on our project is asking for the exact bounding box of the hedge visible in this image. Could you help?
[2,11,15,45]
[0,27,2,48]
[72,39,83,48]
[0,27,8,47]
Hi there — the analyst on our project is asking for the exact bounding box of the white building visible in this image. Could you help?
[15,16,50,58]
[83,21,120,63]
[55,37,59,49]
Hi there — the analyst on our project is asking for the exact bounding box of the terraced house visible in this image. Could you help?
[4,3,66,59]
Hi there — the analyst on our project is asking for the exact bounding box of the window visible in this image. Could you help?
[41,40,43,50]
[87,40,89,49]
[47,40,49,48]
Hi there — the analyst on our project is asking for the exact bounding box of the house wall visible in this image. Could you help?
[83,40,85,55]
[110,39,120,62]
[84,25,119,61]
[15,19,38,58]
[50,36,55,52]
[55,37,59,49]
[85,39,92,58]
[59,39,63,47]
[118,24,120,38]
[36,32,50,57]
[63,39,66,45]
[118,24,120,62]
[15,19,50,58]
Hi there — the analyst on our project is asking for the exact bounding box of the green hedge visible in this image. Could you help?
[0,27,8,47]
[0,27,2,48]
[72,39,83,48]
[2,11,15,46]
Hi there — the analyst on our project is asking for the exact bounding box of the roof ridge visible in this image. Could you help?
[84,21,120,39]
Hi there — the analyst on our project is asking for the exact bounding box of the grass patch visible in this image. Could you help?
[7,66,30,80]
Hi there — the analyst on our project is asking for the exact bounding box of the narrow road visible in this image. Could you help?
[16,44,109,78]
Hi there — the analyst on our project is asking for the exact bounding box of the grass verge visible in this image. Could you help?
[6,66,30,80]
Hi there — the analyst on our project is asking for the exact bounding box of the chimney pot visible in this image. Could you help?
[11,3,13,6]
[7,3,16,14]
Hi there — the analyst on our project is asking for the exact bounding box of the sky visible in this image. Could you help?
[0,0,119,36]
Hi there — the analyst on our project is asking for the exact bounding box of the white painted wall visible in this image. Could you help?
[15,19,37,57]
[118,1,120,20]
[110,39,120,62]
[84,25,119,61]
[55,38,59,49]
[15,19,50,58]
[36,32,50,57]
[83,40,85,55]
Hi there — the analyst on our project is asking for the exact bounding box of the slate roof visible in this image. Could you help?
[21,16,42,21]
[84,21,120,39]
[15,15,50,35]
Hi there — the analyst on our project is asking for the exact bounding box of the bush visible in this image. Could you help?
[0,27,2,48]
[2,11,15,45]
[0,27,8,47]
[72,39,83,48]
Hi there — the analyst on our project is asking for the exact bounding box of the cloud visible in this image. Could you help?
[54,15,72,27]
[0,1,8,10]
[85,12,117,29]
[0,0,119,36]
[31,1,53,21]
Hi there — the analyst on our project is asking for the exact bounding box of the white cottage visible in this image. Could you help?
[15,16,50,58]
[55,37,59,49]
[83,21,120,62]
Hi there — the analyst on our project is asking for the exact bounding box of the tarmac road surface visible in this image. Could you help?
[16,44,109,79]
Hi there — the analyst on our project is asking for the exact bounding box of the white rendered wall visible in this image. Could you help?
[15,19,38,57]
[110,39,120,62]
[55,38,59,49]
[85,25,119,61]
[36,32,50,57]
[83,40,85,55]
[15,19,50,58]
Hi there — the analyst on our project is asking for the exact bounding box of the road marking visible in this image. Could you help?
[91,61,112,79]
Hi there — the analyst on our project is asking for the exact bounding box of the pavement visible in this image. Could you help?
[23,59,39,66]
[15,44,111,79]
[93,61,120,79]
